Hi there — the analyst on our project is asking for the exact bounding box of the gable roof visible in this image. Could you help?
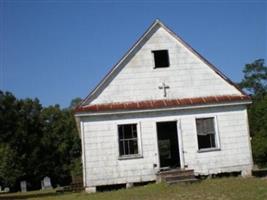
[77,19,247,112]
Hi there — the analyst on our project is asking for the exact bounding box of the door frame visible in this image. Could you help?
[155,119,184,170]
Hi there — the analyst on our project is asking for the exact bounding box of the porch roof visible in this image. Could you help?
[75,95,251,113]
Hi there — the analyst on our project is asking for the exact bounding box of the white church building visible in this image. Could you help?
[75,20,253,192]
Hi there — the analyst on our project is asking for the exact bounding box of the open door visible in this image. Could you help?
[157,121,180,169]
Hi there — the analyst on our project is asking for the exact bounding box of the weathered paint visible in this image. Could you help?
[88,26,242,105]
[75,20,253,190]
[79,105,252,187]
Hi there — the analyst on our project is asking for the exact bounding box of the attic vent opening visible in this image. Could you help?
[152,50,170,68]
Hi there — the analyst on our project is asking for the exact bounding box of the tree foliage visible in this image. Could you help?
[0,144,23,187]
[239,59,267,98]
[252,130,267,167]
[239,59,267,167]
[69,97,82,110]
[0,91,81,190]
[248,96,267,137]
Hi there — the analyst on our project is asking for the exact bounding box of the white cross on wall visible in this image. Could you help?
[158,82,170,97]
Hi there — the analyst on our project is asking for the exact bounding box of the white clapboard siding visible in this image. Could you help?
[90,27,241,105]
[81,105,252,187]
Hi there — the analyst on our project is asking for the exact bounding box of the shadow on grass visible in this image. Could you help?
[0,191,69,200]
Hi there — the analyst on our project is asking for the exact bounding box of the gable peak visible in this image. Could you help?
[79,19,245,107]
[150,19,168,30]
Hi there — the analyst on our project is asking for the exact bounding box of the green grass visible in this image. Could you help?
[1,177,267,200]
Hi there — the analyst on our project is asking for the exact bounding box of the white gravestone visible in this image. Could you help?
[4,187,10,193]
[20,180,27,192]
[43,176,52,189]
[41,180,44,190]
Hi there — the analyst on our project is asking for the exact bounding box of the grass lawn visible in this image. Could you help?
[0,177,266,200]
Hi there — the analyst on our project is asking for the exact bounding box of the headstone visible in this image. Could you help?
[4,187,10,193]
[20,180,27,192]
[41,180,44,190]
[43,176,52,189]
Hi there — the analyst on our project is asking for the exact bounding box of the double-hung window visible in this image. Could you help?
[118,124,139,157]
[196,117,218,150]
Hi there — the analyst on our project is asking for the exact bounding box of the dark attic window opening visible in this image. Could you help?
[152,50,170,68]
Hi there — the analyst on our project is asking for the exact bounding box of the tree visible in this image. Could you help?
[0,91,81,190]
[252,130,267,167]
[248,95,267,137]
[239,59,267,167]
[0,144,23,188]
[0,91,20,143]
[69,97,82,110]
[249,96,267,167]
[68,98,83,178]
[239,59,267,98]
[39,105,81,187]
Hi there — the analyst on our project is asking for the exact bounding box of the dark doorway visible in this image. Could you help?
[156,121,180,169]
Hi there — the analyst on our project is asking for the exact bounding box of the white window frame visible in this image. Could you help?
[117,122,143,160]
[195,115,221,153]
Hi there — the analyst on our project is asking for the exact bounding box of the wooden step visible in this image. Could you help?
[164,174,195,182]
[158,169,194,176]
[157,168,198,184]
[163,171,194,178]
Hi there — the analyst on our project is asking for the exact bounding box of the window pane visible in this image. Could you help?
[129,139,138,155]
[118,125,124,140]
[210,134,216,148]
[129,140,134,154]
[131,125,137,138]
[198,135,211,149]
[196,118,215,135]
[196,119,204,134]
[124,125,133,139]
[119,141,124,156]
[125,140,129,155]
[133,140,138,154]
[203,118,215,134]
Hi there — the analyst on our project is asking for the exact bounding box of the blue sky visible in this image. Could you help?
[1,0,266,108]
